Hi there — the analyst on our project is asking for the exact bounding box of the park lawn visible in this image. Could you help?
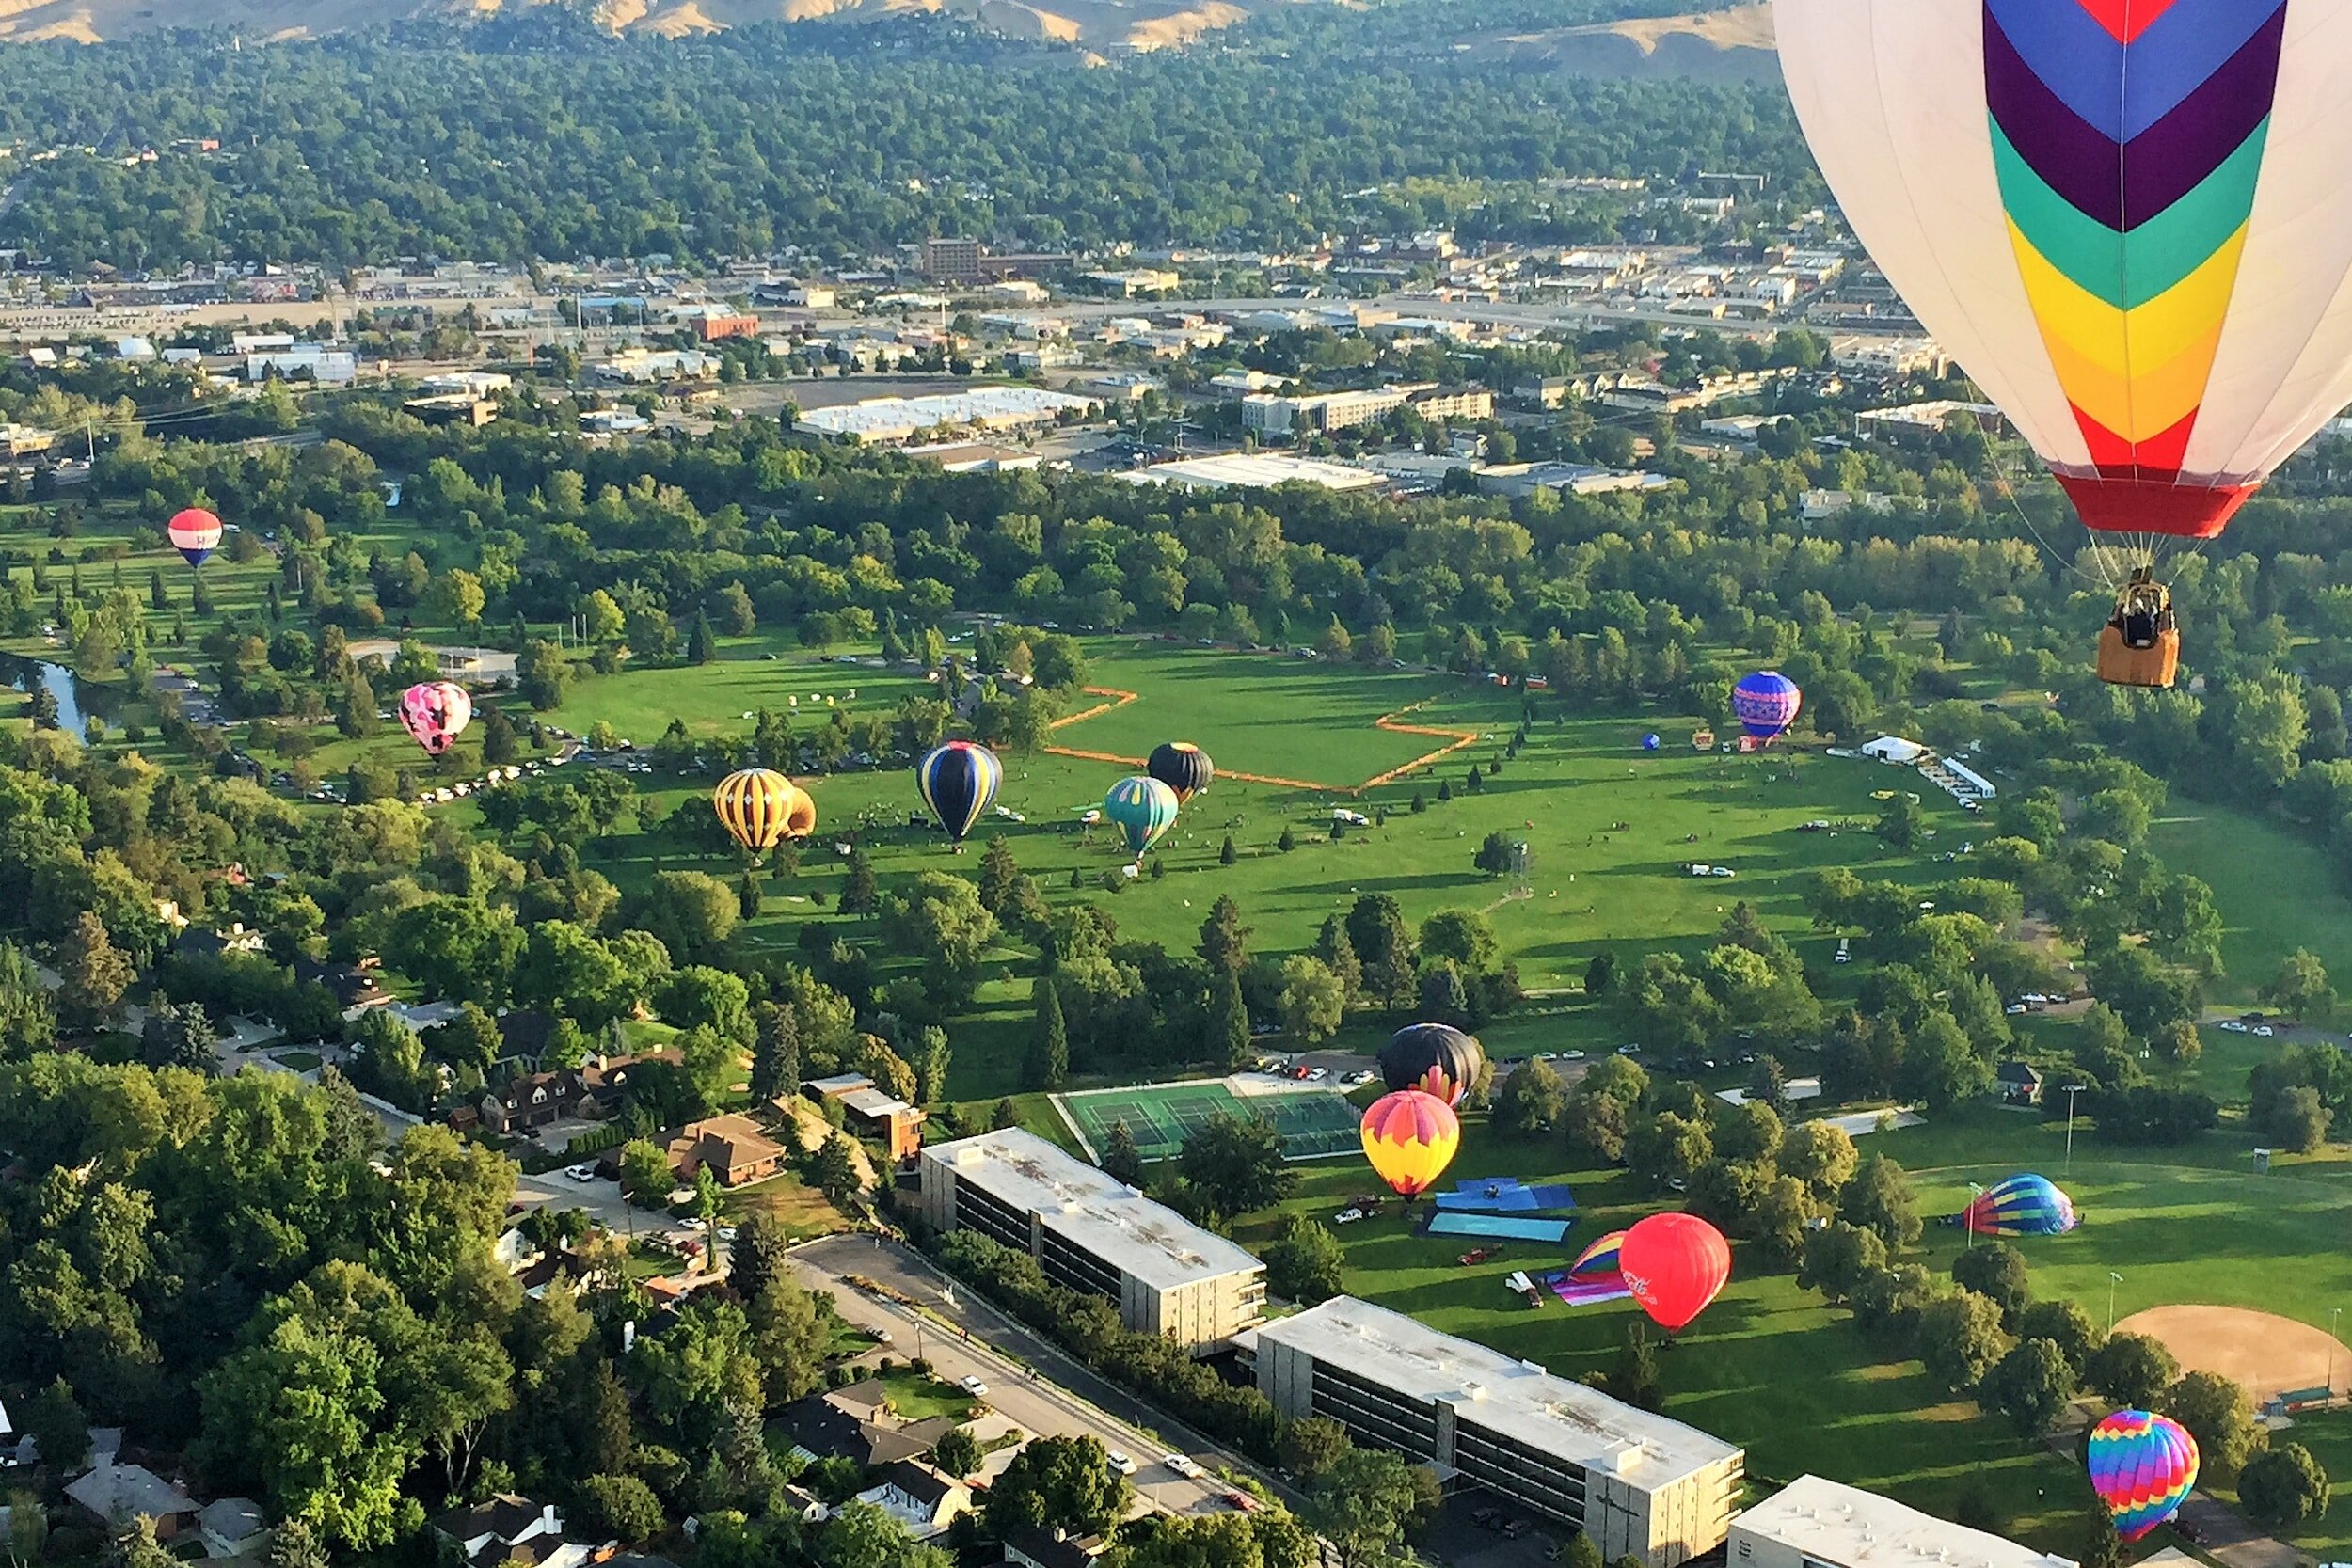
[2149,807,2352,1006]
[1245,1102,2352,1558]
[871,1365,982,1422]
[2220,1406,2352,1560]
[720,1168,850,1239]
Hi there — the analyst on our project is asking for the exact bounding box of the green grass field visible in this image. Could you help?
[1234,1102,2352,1558]
[1056,1080,1361,1163]
[2150,808,2352,1005]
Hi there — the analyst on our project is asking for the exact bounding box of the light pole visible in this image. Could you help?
[1966,1183,1984,1250]
[2062,1084,2088,1174]
[2108,1271,2123,1336]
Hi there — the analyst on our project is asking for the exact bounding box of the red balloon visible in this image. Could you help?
[1617,1212,1730,1333]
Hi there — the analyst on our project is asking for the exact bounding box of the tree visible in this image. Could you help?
[1951,1242,2031,1328]
[1470,833,1530,879]
[983,1435,1132,1539]
[2270,1085,2333,1153]
[1796,1221,1886,1306]
[1210,972,1251,1070]
[139,998,219,1069]
[1876,791,1926,848]
[6,1490,47,1568]
[930,1428,984,1480]
[1916,1290,2006,1392]
[751,1001,801,1102]
[578,1474,665,1544]
[2086,1333,2179,1410]
[56,911,134,1033]
[1492,1055,1566,1135]
[1624,1110,1712,1192]
[2238,1442,2329,1531]
[1264,1214,1346,1306]
[619,1139,673,1205]
[1304,1447,1435,1568]
[728,1212,797,1304]
[1838,1154,1922,1247]
[0,942,56,1062]
[1026,982,1070,1090]
[1603,1322,1662,1412]
[23,1377,88,1475]
[1179,1111,1295,1219]
[841,850,880,916]
[1101,1120,1145,1188]
[884,873,998,1005]
[1276,956,1346,1045]
[1198,895,1251,976]
[811,1132,863,1200]
[1782,1120,1859,1196]
[2165,1370,2265,1481]
[640,870,739,962]
[1981,1338,2074,1436]
[2265,948,2333,1020]
[688,610,719,665]
[1898,1011,1993,1111]
[1753,1175,1820,1266]
[2017,1299,2103,1376]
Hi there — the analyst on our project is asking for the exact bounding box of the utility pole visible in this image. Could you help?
[2107,1271,2123,1336]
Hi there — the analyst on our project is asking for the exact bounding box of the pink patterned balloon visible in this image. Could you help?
[400,681,472,756]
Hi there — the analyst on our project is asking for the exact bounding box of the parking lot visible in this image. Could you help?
[1420,1495,1565,1568]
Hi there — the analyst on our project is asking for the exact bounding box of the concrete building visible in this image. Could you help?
[1247,1296,1743,1568]
[1240,385,1408,437]
[920,1127,1266,1352]
[1729,1476,2075,1568]
[1121,453,1386,494]
[795,388,1096,445]
[1406,387,1495,422]
[923,238,986,284]
[246,347,358,386]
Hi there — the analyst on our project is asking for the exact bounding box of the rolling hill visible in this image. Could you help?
[1459,4,1777,83]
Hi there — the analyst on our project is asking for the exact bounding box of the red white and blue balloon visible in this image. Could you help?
[1731,671,1803,741]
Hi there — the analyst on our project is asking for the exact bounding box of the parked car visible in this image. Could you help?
[959,1375,989,1397]
[1164,1454,1204,1480]
[564,1164,598,1182]
[1107,1452,1138,1476]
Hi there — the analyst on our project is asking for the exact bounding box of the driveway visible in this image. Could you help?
[787,1234,1274,1519]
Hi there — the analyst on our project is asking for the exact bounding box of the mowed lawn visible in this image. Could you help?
[2148,807,2352,1006]
[1235,1103,2352,1558]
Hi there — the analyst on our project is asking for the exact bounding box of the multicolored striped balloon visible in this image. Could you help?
[2089,1409,2199,1542]
[1359,1089,1460,1197]
[1776,0,2352,545]
[1957,1173,2079,1237]
[915,741,1002,845]
[1103,775,1180,861]
[1731,671,1803,741]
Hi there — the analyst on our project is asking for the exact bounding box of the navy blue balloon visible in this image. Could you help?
[1642,734,1661,751]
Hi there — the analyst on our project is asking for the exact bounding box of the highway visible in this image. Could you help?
[785,1232,1280,1520]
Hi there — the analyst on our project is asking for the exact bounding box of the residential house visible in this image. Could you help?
[431,1496,600,1568]
[480,1069,580,1133]
[66,1465,199,1539]
[198,1497,271,1559]
[293,956,391,1015]
[664,1114,784,1186]
[1995,1062,2044,1107]
[494,1008,562,1068]
[774,1386,963,1469]
[840,1088,927,1164]
[857,1463,972,1539]
[175,923,268,960]
[1003,1529,1113,1568]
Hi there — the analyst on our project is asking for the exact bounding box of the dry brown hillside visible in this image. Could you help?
[1461,5,1777,83]
[0,0,1304,45]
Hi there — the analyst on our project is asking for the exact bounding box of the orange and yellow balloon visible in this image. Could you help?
[713,768,816,854]
[1359,1089,1460,1198]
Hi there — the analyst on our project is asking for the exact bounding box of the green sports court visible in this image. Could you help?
[1055,1080,1362,1164]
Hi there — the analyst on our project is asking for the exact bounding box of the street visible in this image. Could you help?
[786,1233,1272,1520]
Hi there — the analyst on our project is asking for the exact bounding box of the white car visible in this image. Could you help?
[1165,1454,1205,1480]
[1333,1208,1365,1225]
[565,1164,598,1182]
[2255,1024,2277,1037]
[959,1375,989,1397]
[1107,1451,1139,1477]
[1308,1066,1328,1081]
[2220,1021,2249,1033]
[1534,1052,1558,1061]
[1617,1044,1642,1056]
[1561,1051,1586,1061]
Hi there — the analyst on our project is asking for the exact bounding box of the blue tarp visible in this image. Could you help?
[1424,1212,1575,1243]
[1435,1178,1576,1213]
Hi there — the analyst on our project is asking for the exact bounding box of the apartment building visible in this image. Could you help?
[919,1128,1266,1352]
[1248,1296,1744,1568]
[1729,1476,2077,1568]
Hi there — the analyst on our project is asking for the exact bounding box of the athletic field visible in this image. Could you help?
[1056,1079,1361,1164]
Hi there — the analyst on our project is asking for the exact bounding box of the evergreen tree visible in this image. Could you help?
[751,1001,800,1101]
[1314,915,1363,1000]
[1219,834,1237,865]
[688,609,718,665]
[1212,972,1251,1069]
[978,835,1021,915]
[840,848,879,915]
[1026,981,1069,1089]
[1101,1120,1145,1187]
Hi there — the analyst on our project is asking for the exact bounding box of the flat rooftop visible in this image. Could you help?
[1254,1295,1740,1488]
[1732,1476,2076,1568]
[926,1128,1263,1291]
[796,387,1095,438]
[1120,453,1385,493]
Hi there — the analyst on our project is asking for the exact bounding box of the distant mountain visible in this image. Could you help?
[0,0,1307,46]
[1458,5,1778,83]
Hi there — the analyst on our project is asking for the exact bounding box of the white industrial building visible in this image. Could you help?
[796,388,1096,445]
[1121,454,1385,494]
[919,1128,1266,1352]
[1246,1296,1744,1568]
[246,346,358,385]
[1729,1476,2075,1568]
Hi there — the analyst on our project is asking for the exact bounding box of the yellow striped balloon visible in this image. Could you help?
[713,768,815,853]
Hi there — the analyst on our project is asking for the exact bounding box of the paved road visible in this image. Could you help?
[786,1233,1271,1520]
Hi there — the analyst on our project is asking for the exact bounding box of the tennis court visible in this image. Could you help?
[1056,1079,1363,1164]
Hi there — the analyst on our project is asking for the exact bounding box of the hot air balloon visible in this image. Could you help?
[713,768,816,855]
[1551,1229,1633,1306]
[2090,1410,2200,1542]
[1950,1174,2079,1239]
[1642,733,1661,752]
[915,741,1003,847]
[1378,1023,1486,1107]
[399,681,472,756]
[1104,775,1180,863]
[167,508,223,569]
[1617,1212,1731,1333]
[1148,741,1215,803]
[1692,729,1716,751]
[1774,0,2352,687]
[1359,1089,1460,1198]
[1731,672,1803,742]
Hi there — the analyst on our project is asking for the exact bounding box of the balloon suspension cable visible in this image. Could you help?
[1982,457,2117,592]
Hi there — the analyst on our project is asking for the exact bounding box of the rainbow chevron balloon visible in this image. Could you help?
[1777,0,2352,544]
[2088,1409,2199,1542]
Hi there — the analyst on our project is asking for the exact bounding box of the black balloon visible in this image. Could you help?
[1147,741,1215,802]
[1379,1023,1485,1107]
